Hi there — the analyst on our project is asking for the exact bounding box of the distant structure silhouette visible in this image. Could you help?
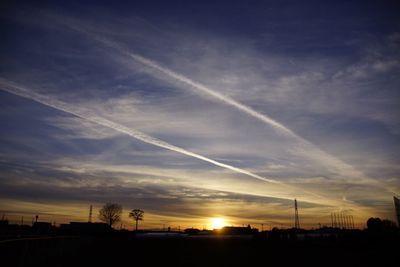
[331,212,354,229]
[294,199,300,229]
[394,196,400,226]
[88,205,93,223]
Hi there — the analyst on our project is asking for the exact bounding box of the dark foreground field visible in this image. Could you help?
[0,234,398,267]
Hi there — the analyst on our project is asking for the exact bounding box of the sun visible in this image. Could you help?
[210,218,225,229]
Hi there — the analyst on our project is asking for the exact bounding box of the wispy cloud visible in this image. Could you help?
[0,78,282,185]
[1,4,399,226]
[46,16,390,189]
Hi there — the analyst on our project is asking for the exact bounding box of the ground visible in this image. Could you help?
[0,233,398,267]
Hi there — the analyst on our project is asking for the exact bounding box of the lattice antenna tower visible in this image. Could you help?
[294,199,300,229]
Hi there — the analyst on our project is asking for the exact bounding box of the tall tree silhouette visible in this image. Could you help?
[99,203,122,227]
[129,209,144,231]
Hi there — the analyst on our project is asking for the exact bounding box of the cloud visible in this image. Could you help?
[0,163,381,228]
[333,59,400,80]
[0,6,399,226]
[44,116,121,140]
[0,158,375,228]
[85,33,374,185]
[0,78,284,186]
[26,10,393,190]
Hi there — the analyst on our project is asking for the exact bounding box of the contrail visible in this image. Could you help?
[19,13,378,184]
[0,78,370,208]
[87,35,371,181]
[44,19,373,184]
[126,56,368,179]
[0,78,279,185]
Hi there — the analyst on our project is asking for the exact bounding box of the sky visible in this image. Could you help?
[0,0,399,230]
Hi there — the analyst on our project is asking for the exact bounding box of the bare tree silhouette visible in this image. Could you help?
[99,203,122,227]
[129,209,144,231]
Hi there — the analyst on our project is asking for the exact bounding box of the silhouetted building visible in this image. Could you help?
[0,219,10,237]
[0,219,9,227]
[218,226,258,235]
[184,228,200,235]
[394,196,400,226]
[33,222,53,234]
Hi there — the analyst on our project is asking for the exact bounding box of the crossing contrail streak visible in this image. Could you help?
[86,35,370,181]
[0,78,280,185]
[56,20,365,181]
[0,78,363,206]
[0,78,369,208]
[14,13,382,190]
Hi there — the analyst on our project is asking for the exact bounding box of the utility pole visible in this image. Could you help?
[88,205,93,223]
[394,196,400,227]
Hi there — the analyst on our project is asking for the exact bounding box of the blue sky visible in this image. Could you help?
[0,0,399,229]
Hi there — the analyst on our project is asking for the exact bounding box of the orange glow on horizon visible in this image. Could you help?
[210,217,225,229]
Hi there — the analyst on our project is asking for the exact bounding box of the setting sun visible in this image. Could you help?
[210,218,225,229]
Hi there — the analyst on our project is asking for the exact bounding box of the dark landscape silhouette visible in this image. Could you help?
[1,200,399,267]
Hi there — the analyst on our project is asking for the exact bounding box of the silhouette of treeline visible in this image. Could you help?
[0,202,146,239]
[1,202,398,241]
[98,202,144,230]
[1,201,399,267]
[0,215,398,241]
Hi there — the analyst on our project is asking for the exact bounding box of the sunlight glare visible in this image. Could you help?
[211,218,225,229]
